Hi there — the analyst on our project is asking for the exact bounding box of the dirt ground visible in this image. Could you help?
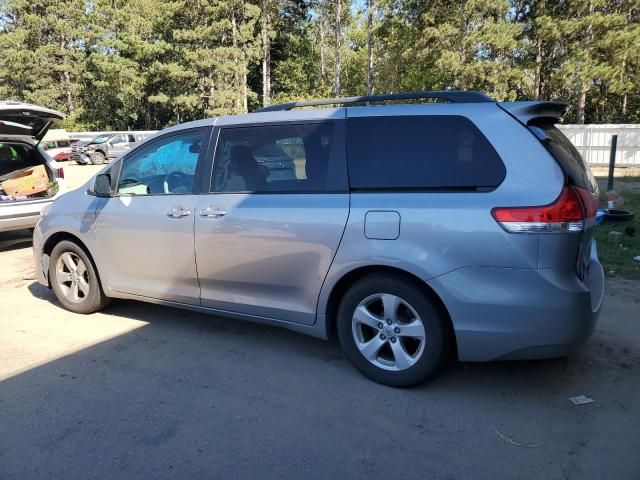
[0,163,639,479]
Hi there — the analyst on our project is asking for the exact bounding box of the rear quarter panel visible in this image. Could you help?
[317,103,565,322]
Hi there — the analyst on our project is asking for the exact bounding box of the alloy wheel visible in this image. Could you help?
[55,252,90,303]
[351,293,426,371]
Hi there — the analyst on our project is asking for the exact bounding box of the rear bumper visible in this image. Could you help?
[0,197,60,233]
[429,241,605,361]
[0,212,42,232]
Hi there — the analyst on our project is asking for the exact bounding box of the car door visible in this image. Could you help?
[107,134,125,158]
[194,119,350,325]
[94,127,211,304]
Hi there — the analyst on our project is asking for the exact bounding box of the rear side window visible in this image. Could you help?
[346,115,505,190]
[211,122,347,193]
[528,122,597,193]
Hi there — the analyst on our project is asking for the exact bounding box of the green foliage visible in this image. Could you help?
[1,0,639,129]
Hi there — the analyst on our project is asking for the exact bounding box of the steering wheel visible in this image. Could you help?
[163,171,190,194]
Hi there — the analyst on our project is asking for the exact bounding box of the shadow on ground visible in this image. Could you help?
[2,279,639,479]
[0,229,32,252]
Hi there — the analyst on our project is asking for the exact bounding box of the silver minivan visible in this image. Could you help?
[33,92,604,386]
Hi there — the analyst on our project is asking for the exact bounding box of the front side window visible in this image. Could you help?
[111,134,127,144]
[117,131,205,195]
[346,115,506,190]
[211,123,347,193]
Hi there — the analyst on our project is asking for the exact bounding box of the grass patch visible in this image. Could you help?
[593,189,640,279]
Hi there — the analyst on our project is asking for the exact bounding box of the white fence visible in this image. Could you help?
[558,124,640,167]
[67,130,157,142]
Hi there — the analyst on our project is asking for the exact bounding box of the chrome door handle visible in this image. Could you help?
[199,207,227,218]
[166,207,192,218]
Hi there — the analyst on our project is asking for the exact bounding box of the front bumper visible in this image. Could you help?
[71,153,90,164]
[32,223,49,286]
[429,241,605,362]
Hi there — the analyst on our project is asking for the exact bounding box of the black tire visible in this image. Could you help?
[49,240,109,314]
[337,274,449,387]
[90,151,106,165]
[604,209,634,223]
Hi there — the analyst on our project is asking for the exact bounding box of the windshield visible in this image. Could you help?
[91,135,111,144]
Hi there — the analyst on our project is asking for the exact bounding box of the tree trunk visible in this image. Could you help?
[232,10,240,112]
[319,21,326,85]
[334,0,341,97]
[621,51,628,119]
[533,38,543,99]
[366,0,374,95]
[243,66,248,113]
[576,86,587,124]
[60,36,74,114]
[261,0,271,106]
[576,2,593,124]
[457,1,468,90]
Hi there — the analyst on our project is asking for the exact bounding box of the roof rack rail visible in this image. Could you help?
[252,90,494,113]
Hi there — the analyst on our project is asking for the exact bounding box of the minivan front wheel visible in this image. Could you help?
[337,274,449,387]
[49,240,109,314]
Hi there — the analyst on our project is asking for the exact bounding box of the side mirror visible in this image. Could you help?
[90,174,113,197]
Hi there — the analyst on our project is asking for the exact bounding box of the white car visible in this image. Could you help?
[0,101,66,233]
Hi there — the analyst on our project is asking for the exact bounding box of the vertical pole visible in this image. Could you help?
[607,134,618,191]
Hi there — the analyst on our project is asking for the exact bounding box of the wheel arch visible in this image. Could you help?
[42,232,103,289]
[323,265,458,358]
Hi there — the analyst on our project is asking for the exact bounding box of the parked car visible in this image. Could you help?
[71,132,140,165]
[0,101,66,234]
[41,136,81,161]
[33,91,604,387]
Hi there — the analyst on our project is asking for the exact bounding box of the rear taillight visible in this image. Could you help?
[492,185,596,233]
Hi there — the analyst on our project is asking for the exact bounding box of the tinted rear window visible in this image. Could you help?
[346,115,505,190]
[528,122,597,193]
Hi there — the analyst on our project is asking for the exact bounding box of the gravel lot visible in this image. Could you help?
[0,163,639,479]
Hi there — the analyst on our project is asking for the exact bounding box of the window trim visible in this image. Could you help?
[114,127,212,197]
[345,114,506,192]
[207,120,348,195]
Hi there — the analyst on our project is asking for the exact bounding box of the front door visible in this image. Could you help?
[195,120,349,325]
[95,128,210,304]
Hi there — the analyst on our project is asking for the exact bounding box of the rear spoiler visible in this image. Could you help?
[497,101,567,126]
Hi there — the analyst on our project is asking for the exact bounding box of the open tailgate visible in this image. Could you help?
[0,101,65,142]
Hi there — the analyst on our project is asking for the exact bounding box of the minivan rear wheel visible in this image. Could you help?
[49,240,109,314]
[337,274,449,387]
